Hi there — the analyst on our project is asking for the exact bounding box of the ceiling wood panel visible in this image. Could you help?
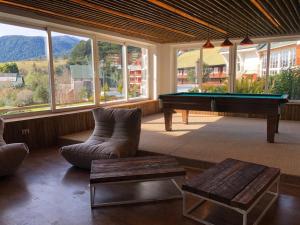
[0,0,299,43]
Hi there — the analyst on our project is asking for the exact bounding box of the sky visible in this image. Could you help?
[0,23,88,40]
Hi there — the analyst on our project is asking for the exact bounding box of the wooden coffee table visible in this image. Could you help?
[90,155,186,208]
[182,158,280,225]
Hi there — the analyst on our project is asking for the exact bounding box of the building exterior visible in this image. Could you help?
[128,48,148,97]
[220,41,300,80]
[0,72,24,87]
[176,48,227,86]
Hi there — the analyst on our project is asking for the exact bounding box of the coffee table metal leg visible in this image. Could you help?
[90,184,95,208]
[243,213,247,225]
[182,176,280,225]
[90,176,185,208]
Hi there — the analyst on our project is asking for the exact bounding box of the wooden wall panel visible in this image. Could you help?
[176,103,300,121]
[3,100,159,149]
[2,100,299,150]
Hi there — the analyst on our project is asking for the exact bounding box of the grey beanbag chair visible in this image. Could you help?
[0,118,29,176]
[60,107,142,169]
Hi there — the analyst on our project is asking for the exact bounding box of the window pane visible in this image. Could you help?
[98,42,124,102]
[52,32,94,108]
[269,40,300,100]
[202,47,229,93]
[235,44,267,94]
[176,47,229,93]
[176,49,199,92]
[0,23,50,115]
[128,46,148,98]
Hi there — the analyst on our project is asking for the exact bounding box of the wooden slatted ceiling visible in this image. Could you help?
[0,0,299,43]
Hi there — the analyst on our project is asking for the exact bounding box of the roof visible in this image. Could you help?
[220,41,298,53]
[1,0,298,43]
[70,65,93,80]
[0,72,18,81]
[257,41,297,52]
[0,73,24,86]
[177,48,226,69]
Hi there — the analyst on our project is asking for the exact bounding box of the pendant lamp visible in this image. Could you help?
[221,19,233,47]
[203,30,214,48]
[221,37,233,47]
[240,21,253,45]
[203,38,214,48]
[240,35,254,45]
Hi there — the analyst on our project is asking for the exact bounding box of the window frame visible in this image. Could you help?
[49,28,96,111]
[173,36,300,97]
[0,20,152,119]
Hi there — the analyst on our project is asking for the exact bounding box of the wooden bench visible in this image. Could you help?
[182,158,280,225]
[90,155,186,208]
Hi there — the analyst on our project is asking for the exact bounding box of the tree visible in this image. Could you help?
[270,67,300,100]
[202,63,213,82]
[25,70,49,103]
[187,70,195,83]
[0,62,19,73]
[68,40,91,65]
[15,89,33,106]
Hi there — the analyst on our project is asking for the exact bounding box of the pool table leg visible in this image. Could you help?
[163,109,173,131]
[267,115,277,143]
[182,110,189,124]
[276,114,280,133]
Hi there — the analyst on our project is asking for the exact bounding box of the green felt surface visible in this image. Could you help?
[160,92,288,100]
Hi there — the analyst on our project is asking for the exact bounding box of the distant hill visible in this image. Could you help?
[0,35,80,62]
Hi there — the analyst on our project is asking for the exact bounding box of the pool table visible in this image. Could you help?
[159,92,289,143]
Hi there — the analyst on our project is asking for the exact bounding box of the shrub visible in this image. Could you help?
[270,67,300,99]
[15,89,33,106]
[0,62,19,73]
[33,86,49,103]
[235,77,265,94]
[188,87,200,93]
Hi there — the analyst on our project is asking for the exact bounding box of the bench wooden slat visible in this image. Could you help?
[90,156,186,184]
[182,158,239,197]
[209,163,266,204]
[182,158,279,210]
[231,167,280,209]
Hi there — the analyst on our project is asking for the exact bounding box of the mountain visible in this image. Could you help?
[0,35,81,62]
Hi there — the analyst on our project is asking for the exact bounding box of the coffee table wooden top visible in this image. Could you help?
[182,158,280,210]
[90,156,186,184]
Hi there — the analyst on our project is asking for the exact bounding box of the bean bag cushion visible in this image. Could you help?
[60,108,142,169]
[0,118,29,176]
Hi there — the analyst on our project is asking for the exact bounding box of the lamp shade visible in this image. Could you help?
[203,39,214,48]
[221,37,233,47]
[240,35,253,45]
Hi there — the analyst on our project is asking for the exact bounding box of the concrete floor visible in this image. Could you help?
[1,149,300,225]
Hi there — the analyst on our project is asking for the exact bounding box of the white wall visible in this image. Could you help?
[156,44,176,96]
[237,51,260,77]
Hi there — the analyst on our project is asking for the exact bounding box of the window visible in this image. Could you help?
[98,42,124,102]
[268,41,300,100]
[176,49,199,92]
[127,46,148,98]
[202,46,229,93]
[290,48,296,67]
[0,20,152,117]
[0,23,50,115]
[52,32,94,109]
[280,50,289,68]
[236,56,241,72]
[235,44,266,94]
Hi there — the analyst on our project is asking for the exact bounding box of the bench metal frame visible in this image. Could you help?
[183,175,280,225]
[90,176,185,208]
